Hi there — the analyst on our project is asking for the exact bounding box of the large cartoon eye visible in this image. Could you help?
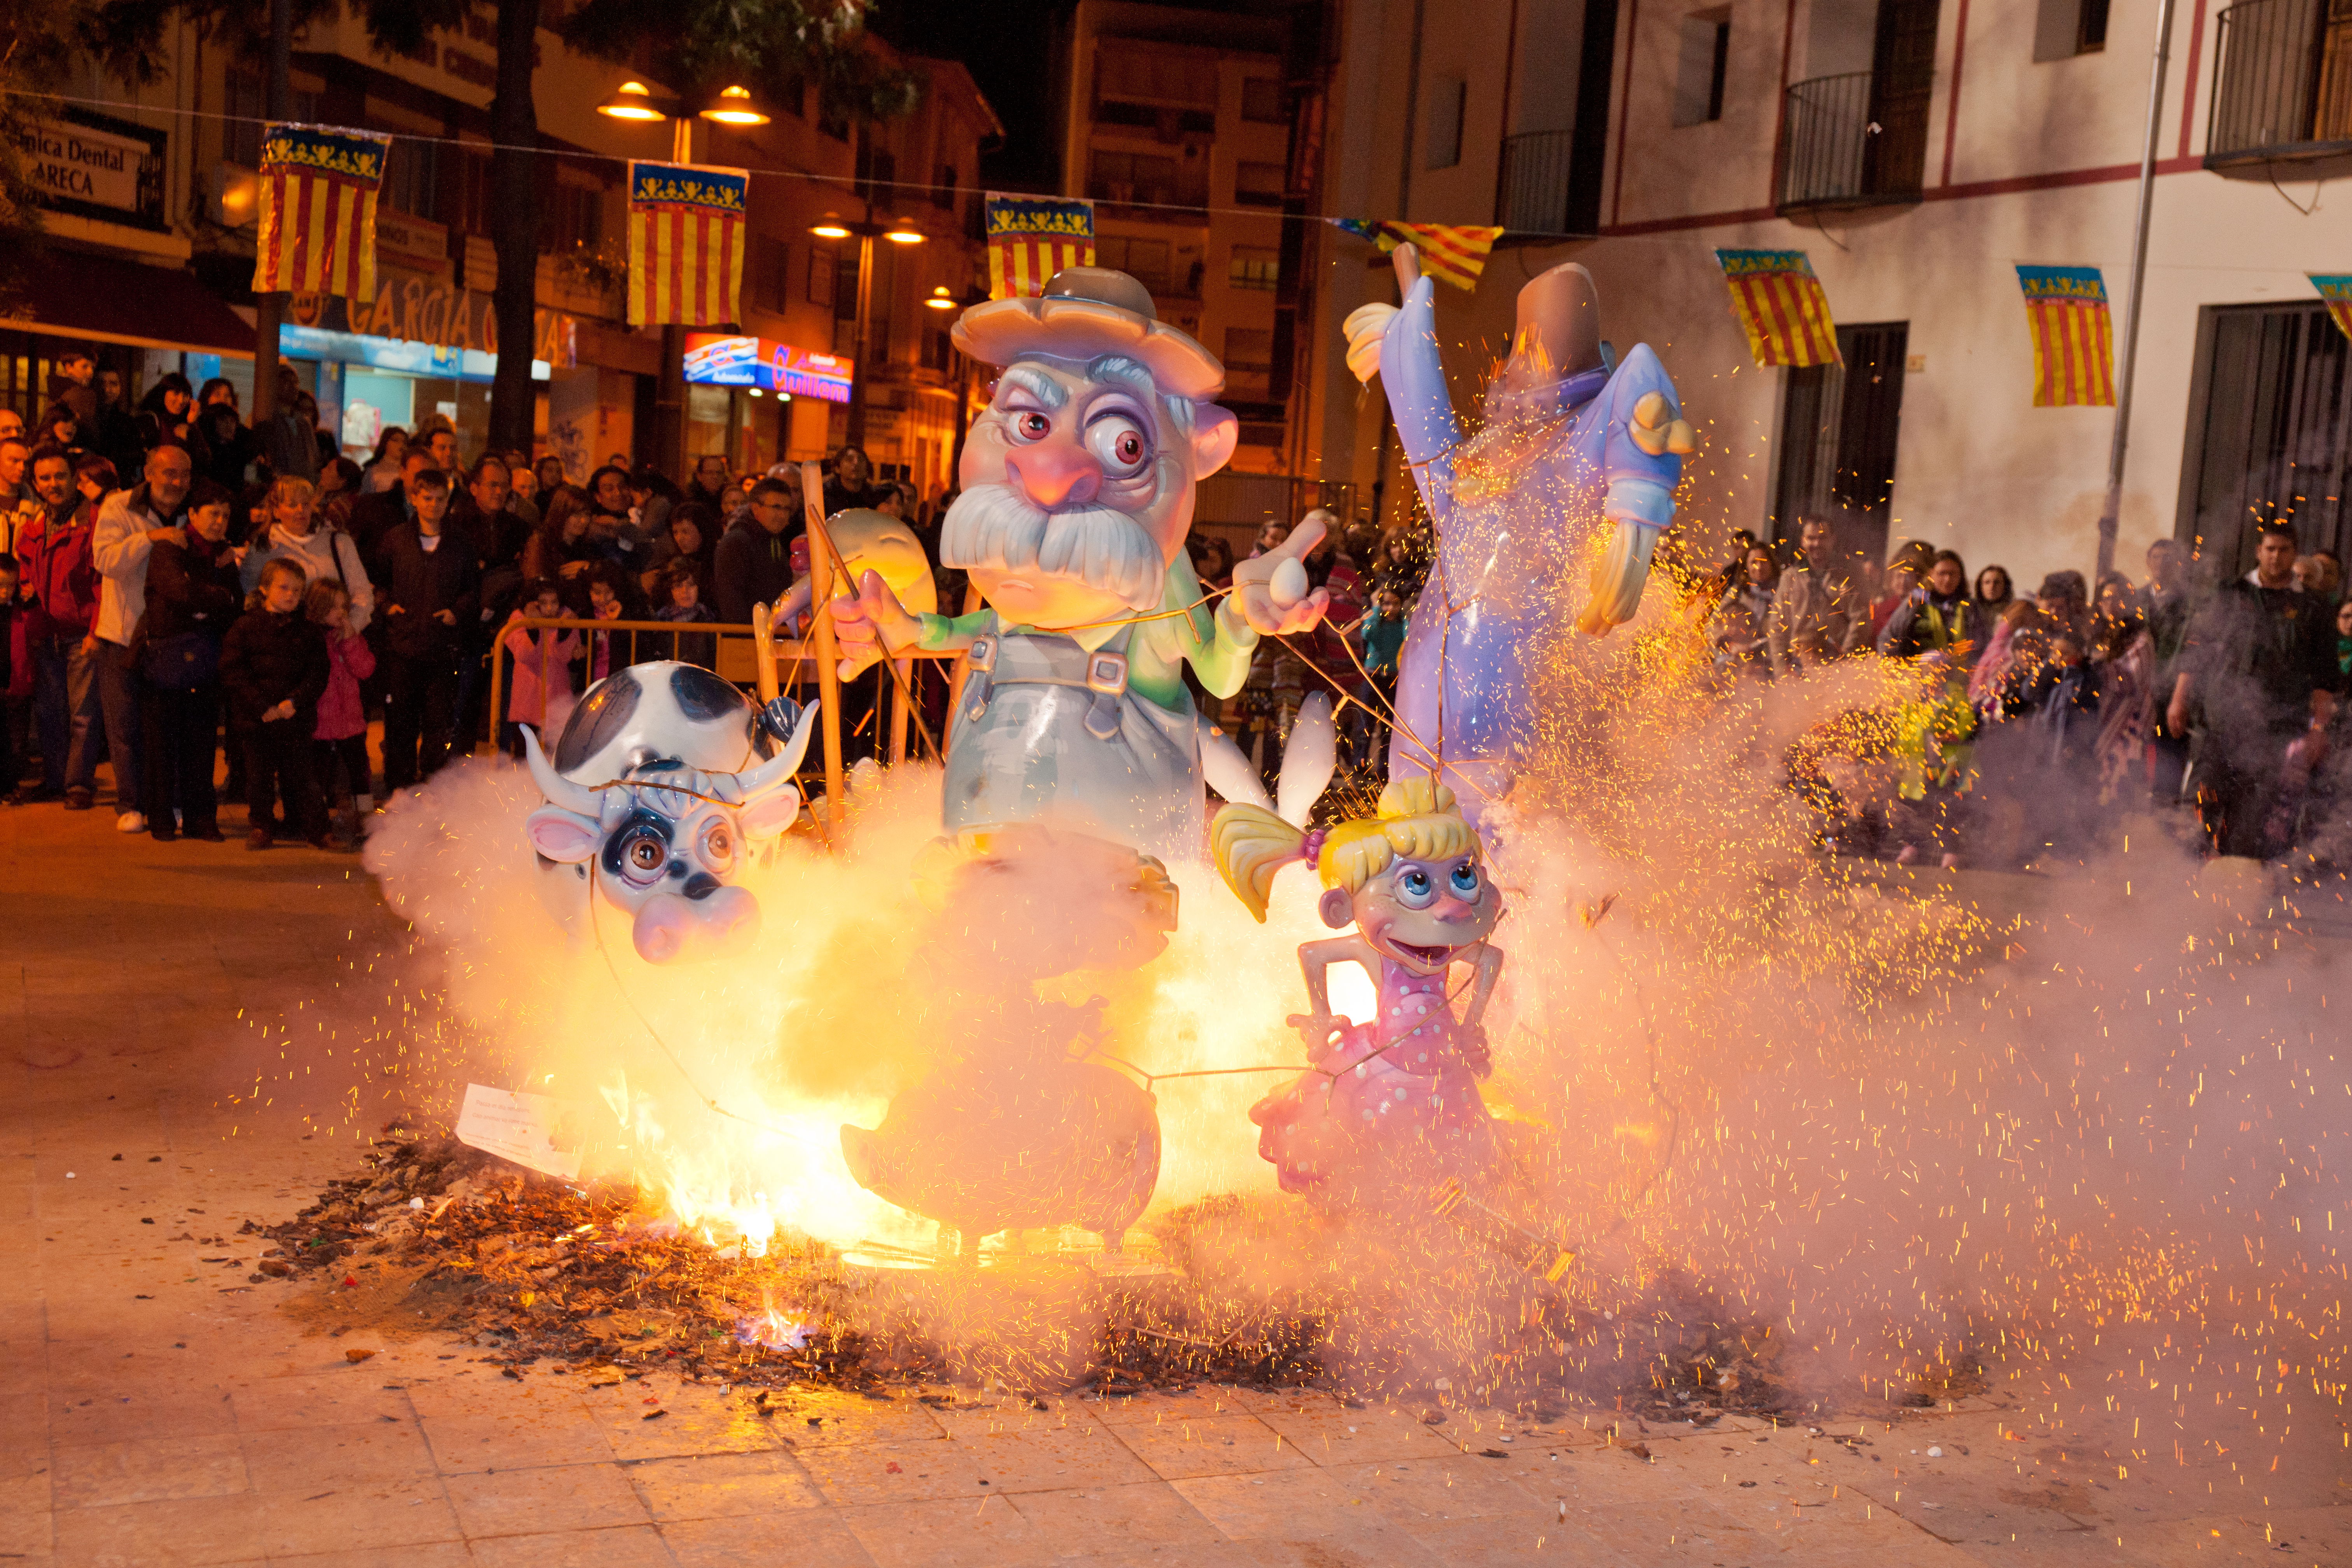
[1395,865,1436,910]
[618,826,668,886]
[1449,860,1481,897]
[1011,410,1052,442]
[700,819,737,873]
[1086,414,1151,478]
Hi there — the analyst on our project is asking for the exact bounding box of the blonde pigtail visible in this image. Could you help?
[1210,802,1308,923]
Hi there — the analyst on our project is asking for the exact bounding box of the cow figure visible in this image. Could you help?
[520,662,816,964]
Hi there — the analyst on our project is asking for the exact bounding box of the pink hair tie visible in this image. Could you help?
[1300,828,1328,865]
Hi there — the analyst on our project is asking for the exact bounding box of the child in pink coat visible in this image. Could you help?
[307,577,377,840]
[502,578,582,755]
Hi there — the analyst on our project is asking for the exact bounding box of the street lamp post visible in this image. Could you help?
[596,81,771,479]
[809,212,926,452]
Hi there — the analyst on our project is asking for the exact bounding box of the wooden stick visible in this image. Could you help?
[750,602,780,707]
[800,460,847,842]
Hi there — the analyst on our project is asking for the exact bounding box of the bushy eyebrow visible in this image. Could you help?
[997,363,1069,408]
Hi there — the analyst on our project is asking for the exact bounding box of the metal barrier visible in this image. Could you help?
[1194,472,1360,533]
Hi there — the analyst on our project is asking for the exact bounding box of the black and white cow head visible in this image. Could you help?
[520,662,816,964]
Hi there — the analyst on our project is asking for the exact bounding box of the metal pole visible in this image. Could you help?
[252,0,293,428]
[653,115,695,482]
[845,231,875,448]
[2093,0,2178,583]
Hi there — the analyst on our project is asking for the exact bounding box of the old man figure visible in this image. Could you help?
[831,268,1328,858]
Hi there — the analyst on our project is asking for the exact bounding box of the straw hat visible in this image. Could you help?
[951,268,1225,402]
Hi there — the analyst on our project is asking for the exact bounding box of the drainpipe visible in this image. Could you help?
[2094,0,2178,583]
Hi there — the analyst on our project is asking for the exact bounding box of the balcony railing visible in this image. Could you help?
[1495,130,1580,234]
[1777,71,1927,213]
[2207,0,2352,167]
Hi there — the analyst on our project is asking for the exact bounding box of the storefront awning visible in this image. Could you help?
[0,249,256,357]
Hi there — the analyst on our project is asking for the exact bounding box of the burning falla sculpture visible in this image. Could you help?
[1345,245,1696,822]
[521,663,816,965]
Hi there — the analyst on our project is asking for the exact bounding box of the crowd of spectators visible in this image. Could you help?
[1712,515,2350,869]
[0,348,952,846]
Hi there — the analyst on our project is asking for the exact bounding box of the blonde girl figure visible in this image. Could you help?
[1211,770,1507,1202]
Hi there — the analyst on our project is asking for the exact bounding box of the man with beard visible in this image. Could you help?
[829,268,1327,856]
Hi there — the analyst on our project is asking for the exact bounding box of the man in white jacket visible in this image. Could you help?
[92,443,194,832]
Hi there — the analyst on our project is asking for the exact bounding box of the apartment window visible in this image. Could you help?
[1673,9,1732,126]
[382,138,439,221]
[1241,77,1286,123]
[458,150,492,237]
[1224,327,1274,401]
[857,144,897,205]
[921,325,954,373]
[1090,148,1181,206]
[933,162,958,209]
[224,73,317,166]
[544,178,602,254]
[1229,245,1279,290]
[1234,159,1287,207]
[749,233,789,312]
[807,242,837,309]
[1424,77,1466,168]
[1096,234,1173,294]
[2034,0,2109,58]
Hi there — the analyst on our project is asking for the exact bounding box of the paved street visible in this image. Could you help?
[3,800,2346,1566]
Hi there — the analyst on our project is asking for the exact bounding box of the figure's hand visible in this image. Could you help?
[1575,520,1659,638]
[1456,1020,1493,1078]
[1342,303,1396,385]
[1229,514,1331,637]
[1626,391,1698,457]
[433,608,457,626]
[1286,1011,1346,1057]
[2166,692,2190,736]
[827,568,920,680]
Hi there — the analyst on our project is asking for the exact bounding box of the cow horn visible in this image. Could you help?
[733,701,818,802]
[520,724,603,818]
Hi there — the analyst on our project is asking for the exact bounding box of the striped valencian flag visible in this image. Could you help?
[2310,274,2352,341]
[985,194,1095,299]
[1714,250,1840,368]
[2015,266,2116,407]
[1335,219,1503,290]
[626,161,749,328]
[252,124,391,300]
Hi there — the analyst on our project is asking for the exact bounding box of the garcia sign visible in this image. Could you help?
[18,110,166,231]
[291,269,576,368]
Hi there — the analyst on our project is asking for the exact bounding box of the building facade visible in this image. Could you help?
[1305,0,2352,586]
[7,12,995,490]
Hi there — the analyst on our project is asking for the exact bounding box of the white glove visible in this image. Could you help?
[1342,302,1398,385]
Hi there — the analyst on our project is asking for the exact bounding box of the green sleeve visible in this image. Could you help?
[1178,586,1260,700]
[916,608,993,651]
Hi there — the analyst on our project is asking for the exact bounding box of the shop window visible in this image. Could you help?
[1241,77,1286,124]
[1234,160,1287,207]
[1229,246,1279,291]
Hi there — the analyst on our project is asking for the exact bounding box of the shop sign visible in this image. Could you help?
[682,332,853,403]
[291,270,576,368]
[18,110,166,231]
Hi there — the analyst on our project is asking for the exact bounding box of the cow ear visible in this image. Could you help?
[737,789,802,842]
[526,807,601,863]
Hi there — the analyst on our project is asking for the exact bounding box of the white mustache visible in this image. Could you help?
[940,482,1165,611]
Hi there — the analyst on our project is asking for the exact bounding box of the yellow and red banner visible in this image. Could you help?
[1715,249,1840,368]
[2016,265,2115,407]
[252,124,390,301]
[626,161,748,327]
[2310,274,2352,341]
[985,193,1095,299]
[1336,219,1503,291]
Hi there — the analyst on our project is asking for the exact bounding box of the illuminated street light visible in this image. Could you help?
[595,81,670,122]
[700,85,770,127]
[924,286,956,311]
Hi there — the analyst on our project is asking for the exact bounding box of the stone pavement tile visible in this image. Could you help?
[443,1461,653,1539]
[415,1405,619,1475]
[620,1447,826,1520]
[1323,1454,1547,1526]
[1170,1466,1432,1559]
[1050,1546,1261,1568]
[1087,1387,1259,1426]
[1111,1413,1315,1482]
[579,1378,785,1463]
[266,1544,478,1568]
[238,1419,439,1493]
[48,1433,248,1509]
[466,1523,677,1568]
[1006,1478,1229,1551]
[1228,1527,1446,1566]
[833,1491,1049,1567]
[0,1495,52,1563]
[1245,1400,1469,1465]
[48,1491,269,1566]
[45,1376,237,1447]
[226,1370,416,1432]
[660,1507,881,1568]
[1396,1512,1635,1565]
[1556,1497,1775,1563]
[797,1435,998,1506]
[785,1387,950,1449]
[953,1423,1162,1493]
[2096,1508,2352,1566]
[253,1480,464,1559]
